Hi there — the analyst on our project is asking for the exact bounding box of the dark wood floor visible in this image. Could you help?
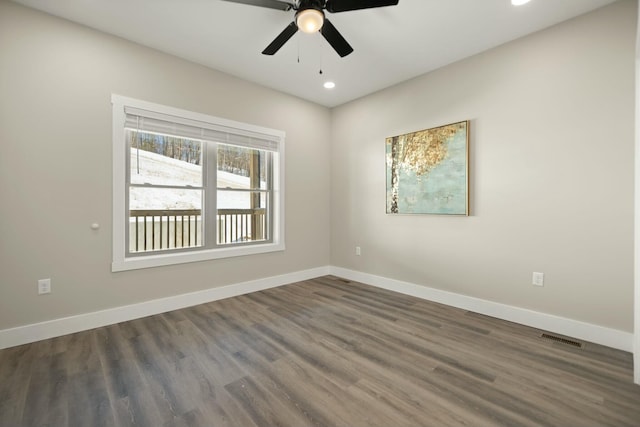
[1,275,639,427]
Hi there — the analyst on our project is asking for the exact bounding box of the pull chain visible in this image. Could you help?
[318,35,323,75]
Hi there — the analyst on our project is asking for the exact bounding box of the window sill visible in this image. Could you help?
[112,242,285,272]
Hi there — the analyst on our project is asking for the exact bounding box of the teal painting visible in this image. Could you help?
[386,121,469,215]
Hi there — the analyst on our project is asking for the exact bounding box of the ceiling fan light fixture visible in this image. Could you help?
[296,8,324,33]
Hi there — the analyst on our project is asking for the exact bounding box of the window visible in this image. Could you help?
[112,95,285,271]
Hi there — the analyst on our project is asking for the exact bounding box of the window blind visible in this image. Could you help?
[124,106,279,152]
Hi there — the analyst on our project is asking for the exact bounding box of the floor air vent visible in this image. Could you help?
[540,333,583,348]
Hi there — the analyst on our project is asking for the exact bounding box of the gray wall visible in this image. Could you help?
[330,0,636,332]
[0,1,331,329]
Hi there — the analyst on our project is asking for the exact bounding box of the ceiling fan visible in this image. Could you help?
[221,0,399,57]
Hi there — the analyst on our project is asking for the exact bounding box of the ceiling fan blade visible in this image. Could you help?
[320,19,353,57]
[262,22,298,55]
[220,0,293,11]
[325,0,399,13]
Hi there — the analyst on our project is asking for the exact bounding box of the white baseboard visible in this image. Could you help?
[0,265,633,354]
[330,267,633,353]
[0,266,330,350]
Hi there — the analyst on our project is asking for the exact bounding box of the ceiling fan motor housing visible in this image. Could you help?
[297,0,325,12]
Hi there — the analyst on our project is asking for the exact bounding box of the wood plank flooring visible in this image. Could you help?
[1,275,639,426]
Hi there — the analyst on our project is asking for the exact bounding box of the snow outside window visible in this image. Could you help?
[112,95,285,272]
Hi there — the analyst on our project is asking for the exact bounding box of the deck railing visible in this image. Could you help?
[129,208,266,253]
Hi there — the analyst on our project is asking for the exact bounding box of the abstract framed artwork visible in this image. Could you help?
[386,120,469,215]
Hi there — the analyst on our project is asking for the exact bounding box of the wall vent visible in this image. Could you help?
[540,333,583,348]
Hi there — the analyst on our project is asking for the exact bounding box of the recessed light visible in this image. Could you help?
[512,0,531,5]
[323,81,335,89]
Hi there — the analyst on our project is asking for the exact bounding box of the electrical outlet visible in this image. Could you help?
[532,272,544,287]
[38,278,51,295]
[355,246,361,256]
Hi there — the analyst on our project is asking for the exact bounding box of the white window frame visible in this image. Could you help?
[112,94,285,272]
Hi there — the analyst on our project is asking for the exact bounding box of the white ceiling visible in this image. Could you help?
[12,0,617,107]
